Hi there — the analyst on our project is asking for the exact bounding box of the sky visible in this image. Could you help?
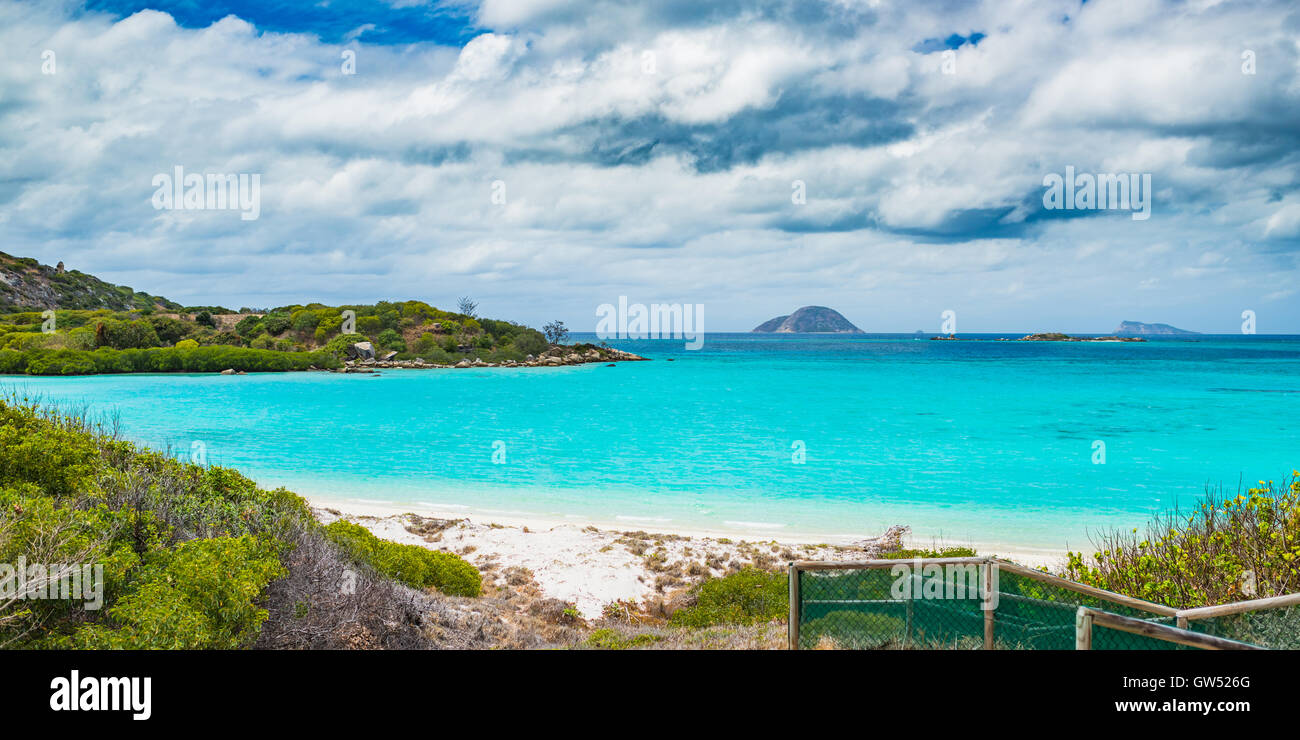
[1,0,1298,333]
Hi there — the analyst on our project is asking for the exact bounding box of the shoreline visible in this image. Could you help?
[308,494,1070,618]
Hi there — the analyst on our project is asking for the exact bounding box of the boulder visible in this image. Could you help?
[381,350,398,361]
[219,368,235,375]
[455,359,473,368]
[346,341,375,360]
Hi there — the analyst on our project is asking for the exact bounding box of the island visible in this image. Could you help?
[752,306,863,333]
[1113,320,1199,336]
[1017,333,1145,342]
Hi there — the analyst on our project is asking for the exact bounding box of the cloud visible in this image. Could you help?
[0,0,1297,331]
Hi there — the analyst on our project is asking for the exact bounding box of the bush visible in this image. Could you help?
[59,536,286,649]
[323,520,481,597]
[175,339,199,350]
[1063,474,1300,608]
[669,567,787,627]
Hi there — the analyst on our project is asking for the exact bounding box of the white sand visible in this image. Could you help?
[311,496,1070,618]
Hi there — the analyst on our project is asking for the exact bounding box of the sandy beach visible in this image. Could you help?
[310,496,1069,618]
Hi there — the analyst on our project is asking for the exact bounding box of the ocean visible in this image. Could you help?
[7,332,1299,555]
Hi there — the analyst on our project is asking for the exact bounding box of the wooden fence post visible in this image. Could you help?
[981,558,995,650]
[788,562,800,650]
[1076,607,1093,650]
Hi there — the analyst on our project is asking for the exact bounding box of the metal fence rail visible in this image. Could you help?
[787,556,1294,650]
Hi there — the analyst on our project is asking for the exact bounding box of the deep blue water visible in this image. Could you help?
[7,333,1299,554]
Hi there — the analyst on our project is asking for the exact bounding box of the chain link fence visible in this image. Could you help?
[791,557,1186,650]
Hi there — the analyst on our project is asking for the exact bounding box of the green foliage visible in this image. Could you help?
[881,546,977,560]
[510,329,548,356]
[2,346,338,375]
[0,399,462,650]
[1063,474,1300,608]
[583,628,661,649]
[669,567,787,627]
[59,536,286,649]
[323,520,481,597]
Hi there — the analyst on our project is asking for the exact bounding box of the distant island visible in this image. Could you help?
[1016,333,1145,342]
[752,306,863,333]
[1113,320,1199,336]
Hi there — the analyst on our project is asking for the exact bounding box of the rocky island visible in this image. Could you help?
[1016,333,1145,342]
[752,305,863,333]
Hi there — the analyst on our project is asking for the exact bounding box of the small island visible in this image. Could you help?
[752,306,863,333]
[1017,333,1145,342]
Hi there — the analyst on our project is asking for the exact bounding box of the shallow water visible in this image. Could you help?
[8,332,1299,552]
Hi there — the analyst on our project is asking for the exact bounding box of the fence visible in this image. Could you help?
[790,556,1209,650]
[1074,608,1262,650]
[1175,592,1300,649]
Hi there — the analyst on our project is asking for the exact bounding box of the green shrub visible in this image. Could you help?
[323,520,481,597]
[881,546,977,560]
[584,628,662,649]
[1063,474,1300,608]
[669,567,787,627]
[59,535,286,649]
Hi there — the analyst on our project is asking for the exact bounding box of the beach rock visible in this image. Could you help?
[856,525,910,558]
[220,368,235,375]
[455,359,472,368]
[380,350,398,361]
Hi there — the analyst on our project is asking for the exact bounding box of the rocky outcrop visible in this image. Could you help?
[0,250,179,312]
[1018,333,1145,342]
[347,341,376,360]
[752,306,863,333]
[333,345,648,373]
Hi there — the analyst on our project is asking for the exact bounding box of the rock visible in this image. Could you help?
[525,354,535,361]
[219,368,235,375]
[380,350,398,361]
[605,363,615,367]
[455,359,472,368]
[856,525,910,558]
[346,341,375,360]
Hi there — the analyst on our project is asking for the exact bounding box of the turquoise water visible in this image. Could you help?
[6,333,1299,553]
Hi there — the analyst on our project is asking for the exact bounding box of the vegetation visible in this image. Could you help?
[323,520,480,597]
[0,398,480,649]
[669,567,787,628]
[1062,474,1300,608]
[0,251,180,313]
[0,300,554,375]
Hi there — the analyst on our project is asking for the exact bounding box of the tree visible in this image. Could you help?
[457,297,478,317]
[194,311,216,329]
[542,320,568,345]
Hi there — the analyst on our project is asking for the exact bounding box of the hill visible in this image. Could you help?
[752,306,863,333]
[0,251,636,375]
[1113,320,1199,336]
[0,251,180,312]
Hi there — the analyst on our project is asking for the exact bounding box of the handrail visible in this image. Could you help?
[1176,591,1300,621]
[1076,607,1265,651]
[992,559,1179,617]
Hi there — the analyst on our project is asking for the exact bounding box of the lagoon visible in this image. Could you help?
[8,332,1299,556]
